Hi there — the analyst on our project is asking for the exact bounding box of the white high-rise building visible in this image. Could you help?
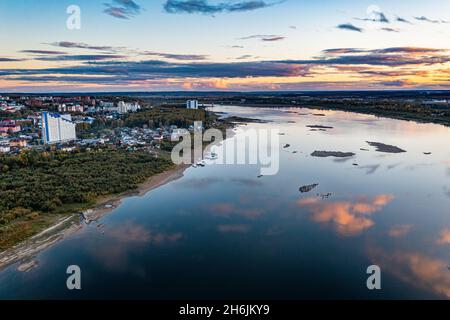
[41,112,77,144]
[117,101,141,114]
[117,101,128,114]
[186,100,199,110]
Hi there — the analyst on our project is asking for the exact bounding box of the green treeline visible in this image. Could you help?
[0,148,173,248]
[0,148,173,216]
[125,108,208,128]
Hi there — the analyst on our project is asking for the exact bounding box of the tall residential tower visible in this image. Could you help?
[41,112,77,144]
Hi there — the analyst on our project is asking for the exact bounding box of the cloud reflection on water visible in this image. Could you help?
[370,247,450,299]
[297,194,394,236]
[388,224,413,237]
[436,228,450,245]
[209,203,266,219]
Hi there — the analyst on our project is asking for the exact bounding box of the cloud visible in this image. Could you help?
[218,224,249,233]
[337,23,363,32]
[3,45,450,90]
[34,54,127,61]
[321,48,366,55]
[230,177,262,186]
[108,222,183,244]
[374,47,446,54]
[143,51,208,61]
[297,194,394,236]
[21,50,67,55]
[379,80,411,87]
[104,0,141,19]
[179,177,222,188]
[49,41,207,61]
[103,6,133,19]
[356,11,389,23]
[396,16,412,24]
[277,47,450,67]
[436,228,450,245]
[381,27,399,33]
[376,11,389,23]
[163,0,284,14]
[50,41,122,52]
[414,16,448,24]
[1,59,312,80]
[369,248,450,298]
[388,224,413,237]
[239,34,285,41]
[0,58,24,62]
[235,55,254,60]
[115,0,141,12]
[357,164,381,175]
[261,36,285,42]
[209,203,265,218]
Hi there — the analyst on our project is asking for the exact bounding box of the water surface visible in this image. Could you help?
[1,106,449,299]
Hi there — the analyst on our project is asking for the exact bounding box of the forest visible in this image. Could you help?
[0,148,173,249]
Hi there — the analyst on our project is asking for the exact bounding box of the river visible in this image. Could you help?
[1,105,449,299]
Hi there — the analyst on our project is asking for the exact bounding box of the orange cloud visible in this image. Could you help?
[297,195,394,236]
[87,223,182,272]
[437,228,450,245]
[108,222,182,244]
[370,248,450,298]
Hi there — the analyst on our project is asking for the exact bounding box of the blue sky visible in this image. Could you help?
[1,0,450,92]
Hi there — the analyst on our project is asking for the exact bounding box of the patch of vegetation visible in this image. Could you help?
[124,107,211,128]
[0,148,174,249]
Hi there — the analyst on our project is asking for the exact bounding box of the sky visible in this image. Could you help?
[0,0,450,92]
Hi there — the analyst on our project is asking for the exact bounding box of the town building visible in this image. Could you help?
[99,101,114,108]
[186,100,199,109]
[118,101,141,114]
[0,120,21,135]
[58,104,85,113]
[9,139,28,148]
[0,144,10,153]
[41,112,77,144]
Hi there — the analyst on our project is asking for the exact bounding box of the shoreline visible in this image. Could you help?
[0,163,189,272]
[82,163,189,222]
[225,103,450,127]
[0,106,233,272]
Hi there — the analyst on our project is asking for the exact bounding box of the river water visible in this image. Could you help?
[1,105,449,299]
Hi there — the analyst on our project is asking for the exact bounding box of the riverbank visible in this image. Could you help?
[228,103,450,127]
[0,163,189,272]
[0,148,175,251]
[304,104,450,127]
[81,163,189,222]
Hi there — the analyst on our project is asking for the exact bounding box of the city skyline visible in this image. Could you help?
[1,0,450,92]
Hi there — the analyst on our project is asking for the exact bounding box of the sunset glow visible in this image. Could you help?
[1,0,450,92]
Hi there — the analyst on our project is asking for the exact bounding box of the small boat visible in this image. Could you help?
[197,160,206,167]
